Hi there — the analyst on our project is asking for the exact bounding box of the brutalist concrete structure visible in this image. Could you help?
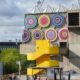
[63,10,80,73]
[20,9,80,73]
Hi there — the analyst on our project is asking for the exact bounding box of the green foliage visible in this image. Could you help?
[0,48,20,74]
[0,48,36,74]
[0,48,20,63]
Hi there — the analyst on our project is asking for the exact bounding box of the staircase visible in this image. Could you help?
[27,40,59,75]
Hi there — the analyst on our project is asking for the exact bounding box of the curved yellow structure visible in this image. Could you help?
[27,40,59,75]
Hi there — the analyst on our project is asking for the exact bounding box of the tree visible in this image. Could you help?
[0,48,36,74]
[0,48,20,63]
[0,48,24,74]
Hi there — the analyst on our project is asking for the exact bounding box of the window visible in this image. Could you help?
[68,13,79,26]
[60,42,67,47]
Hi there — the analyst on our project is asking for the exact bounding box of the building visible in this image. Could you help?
[20,9,80,74]
[0,42,22,51]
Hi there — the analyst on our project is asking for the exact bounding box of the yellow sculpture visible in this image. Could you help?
[27,40,59,75]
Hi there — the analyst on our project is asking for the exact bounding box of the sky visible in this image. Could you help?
[0,0,77,42]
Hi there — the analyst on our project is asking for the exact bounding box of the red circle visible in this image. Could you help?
[40,16,48,25]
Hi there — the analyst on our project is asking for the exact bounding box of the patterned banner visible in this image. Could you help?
[58,28,68,41]
[22,30,31,42]
[45,28,57,41]
[25,15,37,29]
[32,29,44,40]
[52,14,65,28]
[38,15,50,28]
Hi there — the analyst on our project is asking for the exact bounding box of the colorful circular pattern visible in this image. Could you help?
[45,28,57,41]
[25,15,37,29]
[32,29,44,40]
[58,28,68,41]
[22,30,31,42]
[38,15,50,28]
[52,14,65,28]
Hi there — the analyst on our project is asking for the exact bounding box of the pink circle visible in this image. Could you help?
[58,28,68,40]
[55,18,61,23]
[27,18,34,25]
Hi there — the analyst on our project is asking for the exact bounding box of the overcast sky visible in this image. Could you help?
[0,0,77,42]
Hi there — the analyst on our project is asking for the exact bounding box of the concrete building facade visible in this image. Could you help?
[20,10,80,73]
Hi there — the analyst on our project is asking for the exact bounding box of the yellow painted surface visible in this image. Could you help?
[36,55,59,67]
[36,40,59,55]
[36,40,50,49]
[36,47,59,55]
[36,40,50,52]
[27,59,59,75]
[27,40,59,75]
[27,47,59,60]
[27,53,34,60]
[27,40,59,60]
[37,60,59,67]
[27,68,42,75]
[36,54,50,65]
[50,60,59,67]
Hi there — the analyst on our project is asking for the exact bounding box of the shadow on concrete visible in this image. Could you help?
[68,27,80,35]
[65,50,80,70]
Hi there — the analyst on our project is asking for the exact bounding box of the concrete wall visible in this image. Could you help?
[20,43,35,54]
[20,10,80,73]
[20,31,80,73]
[63,30,80,73]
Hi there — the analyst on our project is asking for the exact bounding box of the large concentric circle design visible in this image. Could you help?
[32,29,44,40]
[25,15,37,29]
[38,15,50,28]
[22,30,31,42]
[45,28,57,41]
[58,28,68,41]
[52,14,65,28]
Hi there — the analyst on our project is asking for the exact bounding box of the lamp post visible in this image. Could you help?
[16,61,21,79]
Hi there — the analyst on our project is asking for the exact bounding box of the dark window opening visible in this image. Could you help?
[68,13,79,26]
[60,42,67,47]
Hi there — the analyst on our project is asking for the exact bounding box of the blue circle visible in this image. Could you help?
[52,14,65,28]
